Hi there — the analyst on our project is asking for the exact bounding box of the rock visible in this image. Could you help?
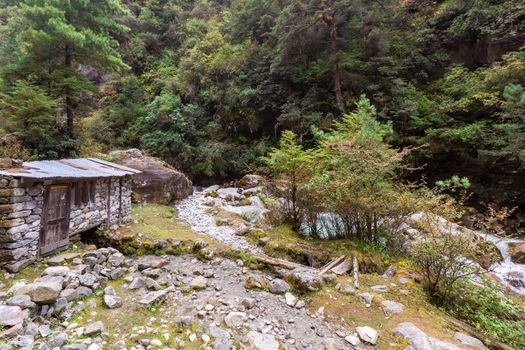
[358,293,374,306]
[370,285,388,292]
[337,284,355,294]
[284,292,297,307]
[224,312,246,329]
[107,253,125,268]
[43,266,70,277]
[47,253,80,266]
[237,174,266,189]
[190,276,208,289]
[454,332,488,349]
[175,315,194,328]
[241,297,256,309]
[38,324,52,337]
[345,335,360,346]
[392,322,461,350]
[27,276,64,304]
[84,321,104,336]
[245,275,268,290]
[139,286,174,306]
[0,305,26,326]
[246,331,279,350]
[356,326,378,345]
[269,279,290,294]
[112,149,193,204]
[209,325,233,350]
[508,242,525,264]
[6,295,36,310]
[79,272,98,288]
[129,277,146,290]
[287,268,323,291]
[258,237,270,246]
[381,300,404,313]
[76,286,93,298]
[383,265,397,278]
[217,188,242,201]
[323,338,339,350]
[104,295,122,309]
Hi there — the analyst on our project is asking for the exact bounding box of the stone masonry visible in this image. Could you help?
[0,176,133,272]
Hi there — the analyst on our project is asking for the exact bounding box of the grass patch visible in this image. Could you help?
[246,224,399,272]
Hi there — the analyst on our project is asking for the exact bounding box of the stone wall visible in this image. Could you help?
[0,176,133,272]
[69,177,133,241]
[0,177,44,272]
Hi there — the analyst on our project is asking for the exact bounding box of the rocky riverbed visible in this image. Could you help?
[0,246,488,350]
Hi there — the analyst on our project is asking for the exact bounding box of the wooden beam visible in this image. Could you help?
[319,255,346,275]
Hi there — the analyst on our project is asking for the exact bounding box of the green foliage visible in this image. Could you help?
[0,0,129,156]
[262,130,320,229]
[448,282,525,349]
[0,81,64,158]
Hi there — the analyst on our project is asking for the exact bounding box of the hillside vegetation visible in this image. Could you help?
[0,0,524,208]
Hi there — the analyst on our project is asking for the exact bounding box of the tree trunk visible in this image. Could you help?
[64,44,73,136]
[333,50,343,111]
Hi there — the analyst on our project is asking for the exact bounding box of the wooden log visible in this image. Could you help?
[353,255,359,289]
[447,317,514,350]
[319,255,346,276]
[252,254,317,271]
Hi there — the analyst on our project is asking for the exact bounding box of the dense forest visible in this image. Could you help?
[0,0,524,208]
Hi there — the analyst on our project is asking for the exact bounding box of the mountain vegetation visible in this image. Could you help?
[1,0,524,209]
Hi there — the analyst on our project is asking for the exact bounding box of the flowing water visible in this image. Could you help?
[480,232,525,294]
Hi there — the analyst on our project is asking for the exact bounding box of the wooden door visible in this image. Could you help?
[40,184,71,256]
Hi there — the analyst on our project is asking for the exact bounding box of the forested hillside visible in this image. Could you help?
[0,0,524,207]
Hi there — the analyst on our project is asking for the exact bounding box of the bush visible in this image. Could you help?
[448,282,525,349]
[412,226,487,301]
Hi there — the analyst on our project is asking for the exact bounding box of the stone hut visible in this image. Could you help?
[0,158,140,272]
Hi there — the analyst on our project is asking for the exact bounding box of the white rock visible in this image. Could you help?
[356,326,378,345]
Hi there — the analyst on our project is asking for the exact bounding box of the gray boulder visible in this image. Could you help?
[0,305,26,326]
[454,332,487,349]
[287,268,323,291]
[27,276,64,304]
[111,149,192,204]
[268,279,290,294]
[393,322,461,350]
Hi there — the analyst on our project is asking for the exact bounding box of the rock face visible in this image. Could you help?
[392,322,461,350]
[111,148,192,204]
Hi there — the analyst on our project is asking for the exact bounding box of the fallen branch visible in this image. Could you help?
[253,254,317,271]
[319,255,346,276]
[353,255,359,289]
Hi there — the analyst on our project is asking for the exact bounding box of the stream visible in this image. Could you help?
[481,232,525,294]
[177,186,525,295]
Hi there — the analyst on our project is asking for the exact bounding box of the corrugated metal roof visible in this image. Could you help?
[0,158,141,180]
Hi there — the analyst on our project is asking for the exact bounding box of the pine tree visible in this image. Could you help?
[0,0,129,150]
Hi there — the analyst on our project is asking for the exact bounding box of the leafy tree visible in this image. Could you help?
[263,130,320,229]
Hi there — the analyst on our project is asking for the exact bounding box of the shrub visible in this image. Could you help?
[411,226,487,301]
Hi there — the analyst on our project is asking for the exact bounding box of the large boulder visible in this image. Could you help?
[26,276,64,304]
[110,149,192,204]
[392,322,461,350]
